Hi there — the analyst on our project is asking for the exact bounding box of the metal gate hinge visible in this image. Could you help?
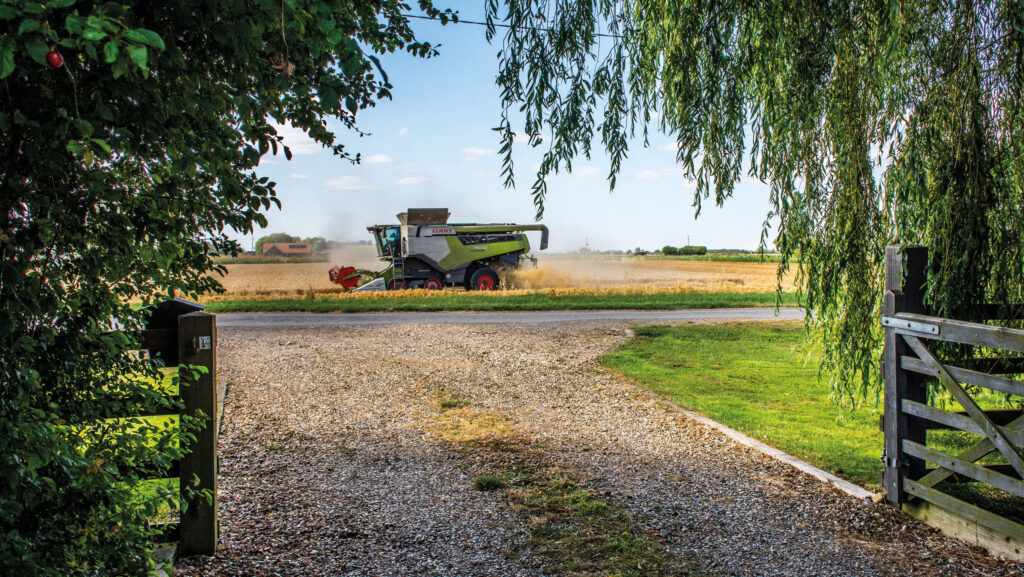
[881,316,939,335]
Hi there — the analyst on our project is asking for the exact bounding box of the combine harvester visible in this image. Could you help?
[329,208,548,291]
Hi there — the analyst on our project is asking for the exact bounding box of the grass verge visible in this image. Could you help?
[602,321,1024,514]
[204,290,798,313]
[601,321,885,489]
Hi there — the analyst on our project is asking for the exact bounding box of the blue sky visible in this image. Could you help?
[248,9,775,253]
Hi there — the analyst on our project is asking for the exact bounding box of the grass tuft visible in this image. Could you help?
[472,475,508,491]
[512,471,694,576]
[435,390,471,410]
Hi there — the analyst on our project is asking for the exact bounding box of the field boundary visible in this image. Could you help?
[203,291,799,313]
[653,394,874,500]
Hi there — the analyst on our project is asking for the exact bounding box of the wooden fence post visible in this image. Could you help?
[177,312,218,555]
[883,245,928,504]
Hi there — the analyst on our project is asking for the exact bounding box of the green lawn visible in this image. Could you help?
[204,290,798,313]
[602,321,1023,501]
[601,321,887,489]
[123,370,181,511]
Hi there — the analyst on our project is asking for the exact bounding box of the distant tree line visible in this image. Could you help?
[660,245,707,256]
[254,234,374,253]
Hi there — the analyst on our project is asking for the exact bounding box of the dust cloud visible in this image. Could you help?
[505,254,787,292]
[324,245,789,293]
[326,244,381,271]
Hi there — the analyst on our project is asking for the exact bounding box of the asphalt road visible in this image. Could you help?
[216,307,804,328]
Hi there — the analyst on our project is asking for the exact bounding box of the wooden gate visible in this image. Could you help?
[138,308,219,557]
[882,245,1024,558]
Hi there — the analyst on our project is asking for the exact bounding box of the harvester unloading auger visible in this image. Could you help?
[329,208,548,291]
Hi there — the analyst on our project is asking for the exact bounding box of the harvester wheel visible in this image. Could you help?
[422,277,444,290]
[469,267,499,291]
[387,278,407,290]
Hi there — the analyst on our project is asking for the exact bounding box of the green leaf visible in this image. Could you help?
[111,57,128,78]
[103,41,118,63]
[51,0,77,7]
[125,28,165,51]
[0,41,13,79]
[65,14,83,34]
[81,27,107,41]
[18,20,40,35]
[72,118,92,137]
[0,6,19,20]
[24,37,48,65]
[89,138,111,154]
[126,44,147,70]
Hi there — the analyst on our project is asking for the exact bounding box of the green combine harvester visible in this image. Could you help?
[363,208,548,290]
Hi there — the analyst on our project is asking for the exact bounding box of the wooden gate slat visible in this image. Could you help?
[896,312,1024,354]
[904,335,1024,479]
[900,355,1024,398]
[904,478,1024,542]
[903,440,1024,499]
[901,400,1024,448]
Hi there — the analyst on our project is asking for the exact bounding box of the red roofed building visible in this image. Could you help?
[262,242,312,257]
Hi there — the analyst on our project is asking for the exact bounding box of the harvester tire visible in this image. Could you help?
[387,278,407,290]
[423,277,444,290]
[469,267,499,291]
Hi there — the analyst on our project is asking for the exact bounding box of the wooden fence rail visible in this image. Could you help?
[139,310,218,556]
[882,245,1024,559]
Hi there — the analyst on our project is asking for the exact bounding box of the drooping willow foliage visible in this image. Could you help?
[487,0,1024,403]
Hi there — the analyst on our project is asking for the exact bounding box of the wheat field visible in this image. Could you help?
[203,250,795,302]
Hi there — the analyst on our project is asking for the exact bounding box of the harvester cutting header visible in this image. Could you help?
[329,208,548,291]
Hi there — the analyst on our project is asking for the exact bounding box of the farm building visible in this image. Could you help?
[261,242,312,257]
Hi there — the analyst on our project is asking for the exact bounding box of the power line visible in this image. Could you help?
[402,13,625,39]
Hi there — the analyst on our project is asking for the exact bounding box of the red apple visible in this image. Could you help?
[45,51,64,68]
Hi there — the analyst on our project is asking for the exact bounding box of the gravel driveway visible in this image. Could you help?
[176,321,1022,577]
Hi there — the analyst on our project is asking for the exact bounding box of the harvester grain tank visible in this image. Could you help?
[363,208,548,290]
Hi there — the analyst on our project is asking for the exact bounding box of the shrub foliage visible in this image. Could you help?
[0,1,450,574]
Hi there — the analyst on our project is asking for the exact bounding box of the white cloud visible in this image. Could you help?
[462,146,494,162]
[658,142,678,152]
[365,154,393,164]
[635,164,680,181]
[289,173,308,179]
[272,123,322,156]
[572,166,603,177]
[514,132,544,145]
[396,176,429,185]
[323,176,379,191]
[399,127,408,136]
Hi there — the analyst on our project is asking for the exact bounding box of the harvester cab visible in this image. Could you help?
[355,208,548,291]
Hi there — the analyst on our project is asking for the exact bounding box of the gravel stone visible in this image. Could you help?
[176,322,1024,577]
